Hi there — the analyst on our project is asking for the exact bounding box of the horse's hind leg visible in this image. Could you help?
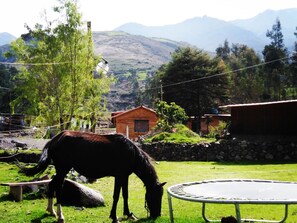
[55,172,68,223]
[47,178,57,217]
[47,171,67,223]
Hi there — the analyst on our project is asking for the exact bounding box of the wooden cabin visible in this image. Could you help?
[221,100,297,135]
[111,106,158,140]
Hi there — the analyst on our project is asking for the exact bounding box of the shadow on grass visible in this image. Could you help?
[0,194,12,202]
[117,216,155,223]
[135,218,158,223]
[31,213,55,223]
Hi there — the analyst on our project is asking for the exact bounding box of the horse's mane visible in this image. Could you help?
[121,136,159,186]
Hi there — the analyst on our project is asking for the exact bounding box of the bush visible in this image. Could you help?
[207,121,228,139]
[144,124,214,144]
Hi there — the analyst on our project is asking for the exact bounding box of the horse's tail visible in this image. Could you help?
[18,140,52,176]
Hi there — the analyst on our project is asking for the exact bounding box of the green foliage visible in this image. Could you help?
[7,0,112,130]
[155,101,188,132]
[148,47,230,132]
[262,18,288,101]
[206,121,228,138]
[216,41,264,103]
[0,65,19,113]
[144,124,213,144]
[289,30,297,98]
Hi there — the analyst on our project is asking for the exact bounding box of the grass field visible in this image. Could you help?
[1,161,297,223]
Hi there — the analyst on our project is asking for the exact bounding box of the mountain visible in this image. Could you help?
[92,31,189,111]
[116,17,264,52]
[115,8,297,52]
[92,31,189,73]
[0,32,16,46]
[232,9,297,49]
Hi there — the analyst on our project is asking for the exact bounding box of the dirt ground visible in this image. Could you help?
[0,132,49,150]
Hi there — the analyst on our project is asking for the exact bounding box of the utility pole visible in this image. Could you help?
[160,80,163,101]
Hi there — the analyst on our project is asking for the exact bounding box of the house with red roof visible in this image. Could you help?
[111,106,158,140]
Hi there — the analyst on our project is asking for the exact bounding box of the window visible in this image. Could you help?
[134,120,149,133]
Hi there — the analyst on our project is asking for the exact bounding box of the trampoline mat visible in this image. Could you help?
[169,179,297,203]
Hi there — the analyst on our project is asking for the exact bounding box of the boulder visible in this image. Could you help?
[61,179,104,207]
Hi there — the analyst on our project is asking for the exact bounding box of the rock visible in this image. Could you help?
[61,179,104,207]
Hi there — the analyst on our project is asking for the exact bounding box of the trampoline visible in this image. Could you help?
[167,179,297,223]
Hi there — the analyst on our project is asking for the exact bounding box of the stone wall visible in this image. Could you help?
[141,138,297,162]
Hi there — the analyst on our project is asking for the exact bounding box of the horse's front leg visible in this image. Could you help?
[110,177,121,223]
[122,176,137,220]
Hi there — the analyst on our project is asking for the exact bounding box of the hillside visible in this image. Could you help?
[92,31,189,111]
[92,31,188,73]
[115,8,297,52]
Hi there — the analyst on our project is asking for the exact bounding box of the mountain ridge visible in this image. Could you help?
[0,32,16,46]
[115,8,297,52]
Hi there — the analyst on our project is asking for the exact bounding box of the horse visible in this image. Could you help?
[19,130,166,223]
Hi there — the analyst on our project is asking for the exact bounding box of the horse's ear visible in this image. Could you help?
[160,182,167,187]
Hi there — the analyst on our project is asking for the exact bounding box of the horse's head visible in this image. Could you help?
[145,182,166,218]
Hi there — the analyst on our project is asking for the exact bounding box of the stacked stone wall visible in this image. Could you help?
[141,138,297,162]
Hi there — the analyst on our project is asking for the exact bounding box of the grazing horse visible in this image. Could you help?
[20,130,166,223]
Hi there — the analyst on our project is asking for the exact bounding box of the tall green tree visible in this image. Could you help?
[216,39,231,61]
[216,42,264,103]
[156,47,230,132]
[8,0,112,130]
[262,18,288,100]
[289,27,297,98]
[0,65,18,113]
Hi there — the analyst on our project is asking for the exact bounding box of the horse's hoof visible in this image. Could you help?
[58,219,65,223]
[127,212,138,221]
[46,209,57,217]
[111,218,120,223]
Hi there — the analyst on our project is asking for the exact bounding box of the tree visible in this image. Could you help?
[216,43,264,103]
[0,65,18,113]
[156,47,230,132]
[262,18,288,100]
[8,0,112,130]
[216,39,231,61]
[155,100,188,132]
[289,27,297,98]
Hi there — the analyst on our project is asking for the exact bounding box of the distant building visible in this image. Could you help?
[200,114,231,135]
[111,106,158,140]
[220,100,297,135]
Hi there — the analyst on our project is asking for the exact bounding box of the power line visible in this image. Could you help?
[0,61,70,66]
[148,54,292,91]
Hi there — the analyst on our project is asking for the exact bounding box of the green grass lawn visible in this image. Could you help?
[1,161,297,222]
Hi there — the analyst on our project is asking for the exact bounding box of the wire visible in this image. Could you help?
[0,61,70,66]
[148,54,292,91]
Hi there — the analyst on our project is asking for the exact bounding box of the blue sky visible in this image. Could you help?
[1,0,297,37]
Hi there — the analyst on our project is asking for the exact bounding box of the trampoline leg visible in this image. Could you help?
[235,203,241,223]
[202,203,220,222]
[279,204,288,223]
[167,192,174,223]
[202,203,210,222]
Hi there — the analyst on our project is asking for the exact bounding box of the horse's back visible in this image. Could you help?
[50,131,137,178]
